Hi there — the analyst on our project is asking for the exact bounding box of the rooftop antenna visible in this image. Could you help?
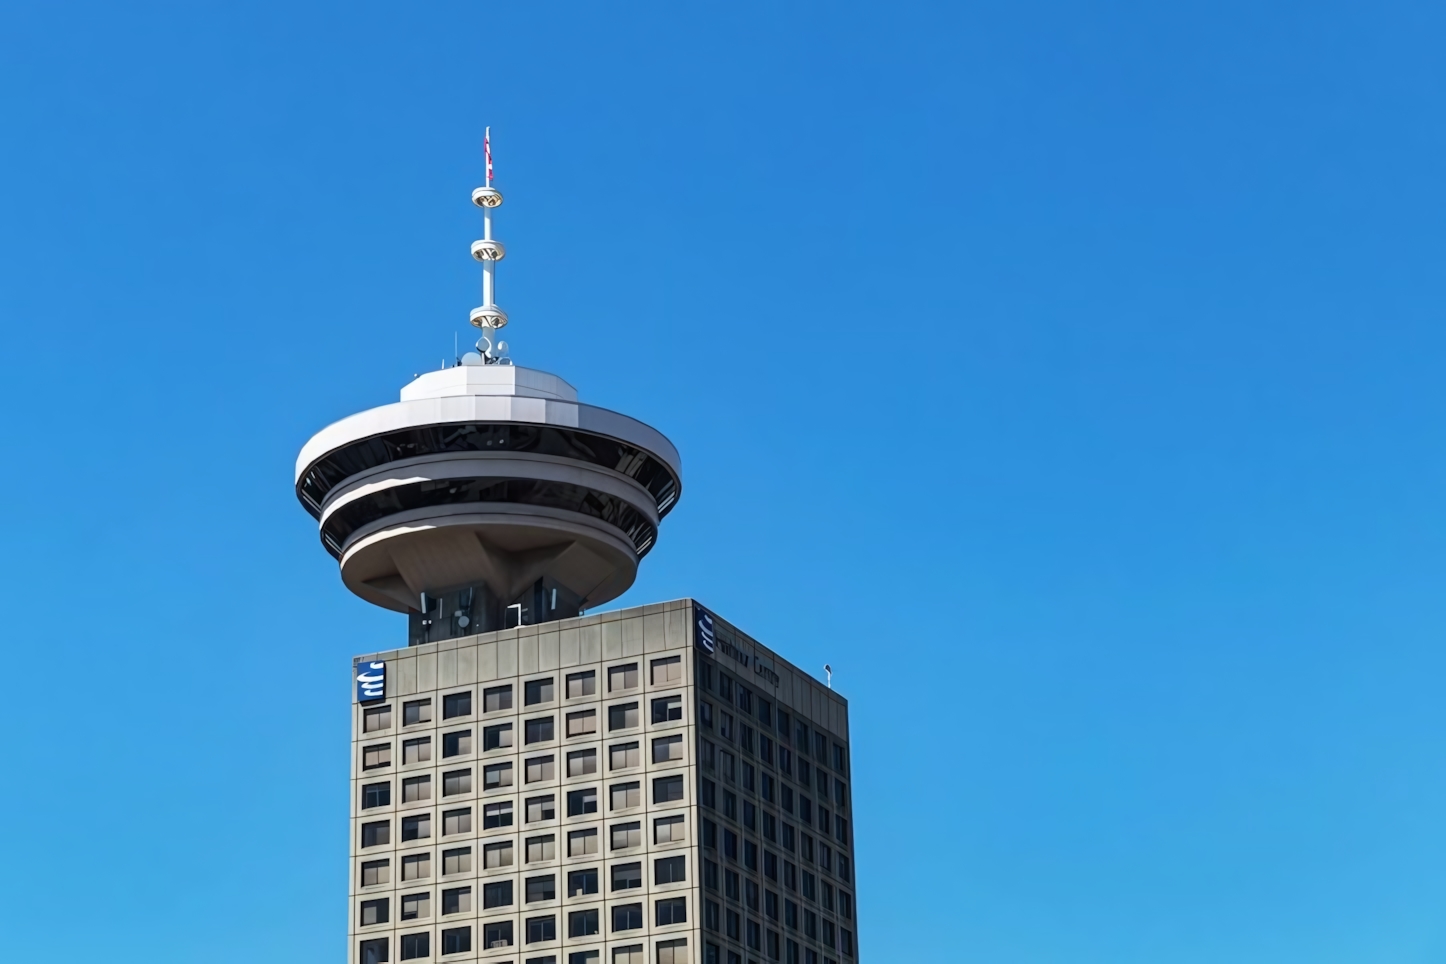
[824,664,833,689]
[469,126,510,364]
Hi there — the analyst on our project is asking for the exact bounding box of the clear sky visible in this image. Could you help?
[2,2,1445,961]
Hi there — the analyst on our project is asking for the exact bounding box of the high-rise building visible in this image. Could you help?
[295,142,858,964]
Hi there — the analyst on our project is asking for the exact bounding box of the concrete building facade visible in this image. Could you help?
[345,600,857,964]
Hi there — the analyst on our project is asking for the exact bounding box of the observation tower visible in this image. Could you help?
[295,133,682,644]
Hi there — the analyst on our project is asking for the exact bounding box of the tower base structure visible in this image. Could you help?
[347,599,860,964]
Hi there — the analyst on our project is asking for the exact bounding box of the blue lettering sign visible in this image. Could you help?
[695,606,716,654]
[356,661,386,702]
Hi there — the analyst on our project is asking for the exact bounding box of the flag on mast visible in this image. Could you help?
[484,127,493,185]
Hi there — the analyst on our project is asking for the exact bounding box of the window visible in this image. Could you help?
[612,903,643,931]
[359,937,388,964]
[443,808,471,835]
[765,890,779,920]
[479,920,508,950]
[527,755,556,782]
[363,743,392,770]
[443,691,472,719]
[838,855,850,882]
[567,709,598,736]
[484,801,513,828]
[723,793,736,820]
[819,843,833,872]
[723,830,737,860]
[656,939,688,964]
[815,768,829,797]
[744,841,758,871]
[800,797,813,825]
[361,897,389,926]
[361,821,389,848]
[568,787,599,816]
[726,908,740,939]
[655,855,686,884]
[611,781,641,810]
[763,813,777,842]
[737,687,752,714]
[721,753,735,782]
[802,871,816,900]
[699,702,713,729]
[653,735,684,763]
[568,749,598,776]
[566,671,596,699]
[704,860,718,890]
[795,722,808,751]
[748,919,762,950]
[484,840,514,868]
[760,735,774,765]
[719,713,734,741]
[764,851,778,881]
[783,862,796,891]
[484,762,514,789]
[778,747,792,777]
[526,677,556,705]
[803,911,817,939]
[652,696,683,724]
[767,930,781,960]
[610,742,641,770]
[527,874,557,902]
[527,716,555,743]
[393,777,425,808]
[655,815,686,845]
[569,868,599,896]
[612,821,642,850]
[568,828,599,856]
[442,768,471,795]
[484,723,514,750]
[651,656,682,686]
[527,794,556,822]
[741,726,755,756]
[403,737,431,764]
[653,775,685,804]
[360,859,389,887]
[609,702,639,730]
[443,729,473,757]
[814,733,828,761]
[612,861,642,890]
[784,900,798,929]
[401,813,430,841]
[840,928,854,957]
[403,853,431,880]
[527,834,557,862]
[719,676,734,702]
[481,880,510,909]
[821,882,834,912]
[400,932,429,961]
[746,880,760,911]
[762,774,775,804]
[609,663,638,691]
[777,710,791,739]
[401,892,429,920]
[702,819,717,849]
[758,699,772,727]
[441,848,469,875]
[743,802,757,831]
[656,897,687,926]
[838,891,853,919]
[571,953,600,964]
[364,705,392,733]
[705,900,721,931]
[445,886,476,914]
[614,946,645,964]
[404,699,433,725]
[798,759,811,787]
[362,782,390,809]
[527,915,557,943]
[484,685,513,712]
[569,908,600,937]
[834,781,847,809]
[701,780,716,809]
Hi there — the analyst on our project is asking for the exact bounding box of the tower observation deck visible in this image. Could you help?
[295,134,682,644]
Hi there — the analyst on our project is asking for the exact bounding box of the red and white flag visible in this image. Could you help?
[484,127,493,184]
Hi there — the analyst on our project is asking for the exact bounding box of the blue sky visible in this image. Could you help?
[3,1,1446,961]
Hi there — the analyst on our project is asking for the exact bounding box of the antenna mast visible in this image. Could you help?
[469,127,508,360]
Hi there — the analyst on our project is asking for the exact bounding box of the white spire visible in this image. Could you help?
[469,126,508,341]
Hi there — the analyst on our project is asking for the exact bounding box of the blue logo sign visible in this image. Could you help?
[356,661,386,702]
[695,606,716,654]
